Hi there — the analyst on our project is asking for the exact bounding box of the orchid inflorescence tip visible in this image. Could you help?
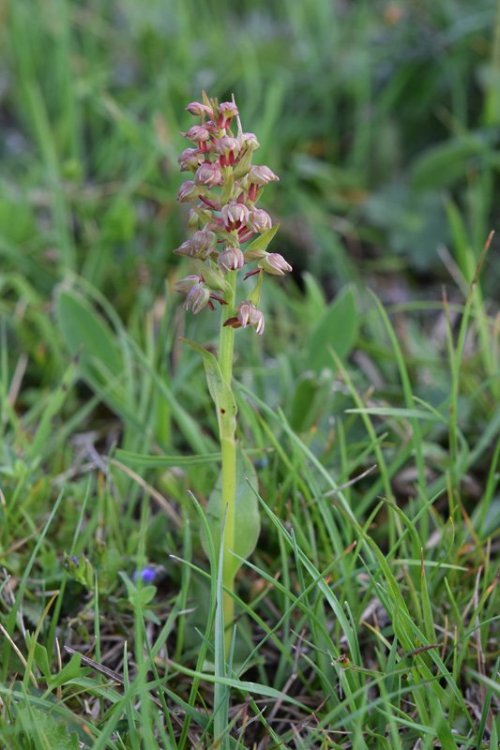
[174,93,291,334]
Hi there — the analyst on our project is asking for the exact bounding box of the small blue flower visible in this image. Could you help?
[134,566,157,584]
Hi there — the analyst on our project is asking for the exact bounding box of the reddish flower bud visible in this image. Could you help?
[184,282,211,314]
[219,101,239,119]
[195,162,224,187]
[217,246,245,272]
[240,132,260,151]
[258,252,292,276]
[176,94,289,326]
[191,227,216,258]
[175,228,216,259]
[178,148,204,171]
[175,275,203,293]
[177,180,198,202]
[248,165,279,185]
[183,125,211,143]
[186,101,213,117]
[174,239,196,257]
[248,208,272,233]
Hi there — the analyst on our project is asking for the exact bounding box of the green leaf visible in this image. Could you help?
[102,195,136,244]
[14,705,81,750]
[302,271,326,319]
[0,197,36,244]
[362,183,447,270]
[47,653,83,691]
[345,407,441,421]
[181,339,237,436]
[30,642,51,682]
[410,135,488,190]
[115,449,222,467]
[56,287,123,389]
[245,224,279,255]
[120,572,157,608]
[444,198,474,283]
[306,285,359,371]
[166,656,308,709]
[288,370,332,432]
[202,451,260,581]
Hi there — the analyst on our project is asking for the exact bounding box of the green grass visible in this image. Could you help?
[1,0,499,748]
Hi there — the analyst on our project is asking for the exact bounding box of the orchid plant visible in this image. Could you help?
[174,92,291,652]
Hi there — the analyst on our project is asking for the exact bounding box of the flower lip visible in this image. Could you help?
[238,301,266,335]
[220,202,250,230]
[216,101,239,128]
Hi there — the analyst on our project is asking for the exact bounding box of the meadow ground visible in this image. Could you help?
[0,1,499,748]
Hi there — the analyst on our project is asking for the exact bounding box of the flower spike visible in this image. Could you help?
[174,94,291,333]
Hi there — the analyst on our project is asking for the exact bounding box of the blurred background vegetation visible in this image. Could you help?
[1,2,499,746]
[2,0,499,308]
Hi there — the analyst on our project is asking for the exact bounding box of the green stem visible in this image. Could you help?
[218,272,237,654]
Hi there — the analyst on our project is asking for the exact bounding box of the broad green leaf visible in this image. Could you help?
[202,451,260,581]
[102,195,136,244]
[289,370,332,432]
[182,338,237,436]
[362,183,446,270]
[0,197,36,244]
[302,271,327,320]
[56,287,123,388]
[14,705,80,750]
[30,641,51,682]
[120,572,157,608]
[47,653,83,691]
[306,285,359,371]
[410,135,488,190]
